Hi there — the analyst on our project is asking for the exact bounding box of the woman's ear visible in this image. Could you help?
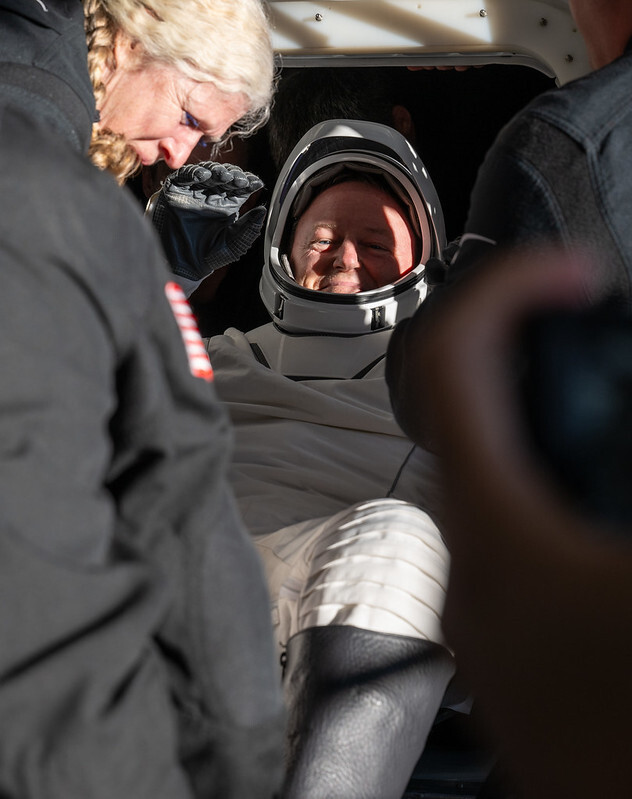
[112,30,140,71]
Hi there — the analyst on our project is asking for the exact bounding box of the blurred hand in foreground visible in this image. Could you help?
[394,247,632,799]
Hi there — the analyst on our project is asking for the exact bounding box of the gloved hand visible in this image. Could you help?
[424,237,461,291]
[147,161,266,297]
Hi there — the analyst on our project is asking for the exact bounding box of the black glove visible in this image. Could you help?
[423,237,461,292]
[147,161,266,297]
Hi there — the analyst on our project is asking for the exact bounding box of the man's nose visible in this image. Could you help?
[333,239,360,270]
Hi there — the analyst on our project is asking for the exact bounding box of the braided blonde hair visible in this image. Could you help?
[84,0,141,183]
[83,0,276,184]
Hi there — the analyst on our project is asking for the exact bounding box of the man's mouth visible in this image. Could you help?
[319,277,362,294]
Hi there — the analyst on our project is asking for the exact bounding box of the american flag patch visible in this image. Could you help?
[165,281,214,381]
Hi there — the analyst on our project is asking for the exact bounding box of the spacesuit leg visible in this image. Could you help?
[281,625,454,799]
[276,498,454,798]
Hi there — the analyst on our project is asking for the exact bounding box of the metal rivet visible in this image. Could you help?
[565,53,574,62]
[315,12,323,21]
[479,8,487,17]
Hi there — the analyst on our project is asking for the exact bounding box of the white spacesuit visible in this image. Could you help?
[206,120,456,799]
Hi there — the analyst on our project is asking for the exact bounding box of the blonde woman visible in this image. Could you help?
[84,0,275,182]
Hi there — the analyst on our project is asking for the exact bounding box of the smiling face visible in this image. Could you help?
[289,180,418,294]
[97,36,249,168]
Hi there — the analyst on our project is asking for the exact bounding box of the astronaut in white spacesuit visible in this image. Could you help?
[199,120,456,799]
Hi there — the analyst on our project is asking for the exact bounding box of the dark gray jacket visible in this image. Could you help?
[0,0,95,152]
[444,39,632,300]
[0,2,284,796]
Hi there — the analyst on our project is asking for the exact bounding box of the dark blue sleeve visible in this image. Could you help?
[386,113,569,442]
[447,116,569,287]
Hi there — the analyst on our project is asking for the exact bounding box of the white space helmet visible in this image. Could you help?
[260,119,446,336]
